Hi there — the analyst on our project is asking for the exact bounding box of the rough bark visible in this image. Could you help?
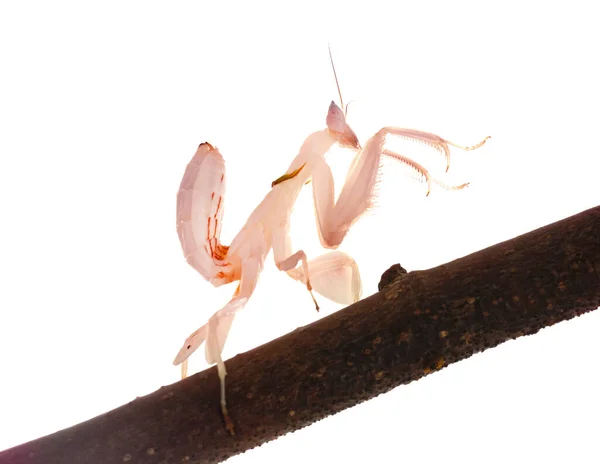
[2,205,599,464]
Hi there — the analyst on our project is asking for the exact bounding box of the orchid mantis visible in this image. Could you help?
[173,54,490,435]
[173,135,363,435]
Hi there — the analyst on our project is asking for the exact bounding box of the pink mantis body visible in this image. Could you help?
[173,62,490,434]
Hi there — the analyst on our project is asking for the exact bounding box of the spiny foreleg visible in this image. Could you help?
[379,127,491,172]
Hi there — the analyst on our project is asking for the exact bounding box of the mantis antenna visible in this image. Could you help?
[328,44,346,115]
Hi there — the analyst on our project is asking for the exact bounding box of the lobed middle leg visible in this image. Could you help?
[286,250,362,305]
[272,224,320,311]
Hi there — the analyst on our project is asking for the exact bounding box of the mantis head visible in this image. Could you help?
[326,101,360,149]
[326,46,360,150]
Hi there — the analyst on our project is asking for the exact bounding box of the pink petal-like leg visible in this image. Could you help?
[176,324,208,380]
[173,248,264,435]
[272,224,319,311]
[286,250,362,305]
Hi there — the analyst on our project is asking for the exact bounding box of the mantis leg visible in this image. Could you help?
[272,224,320,311]
[208,253,263,435]
[286,250,362,305]
[313,128,490,249]
[378,127,491,173]
[311,132,385,249]
[173,251,264,435]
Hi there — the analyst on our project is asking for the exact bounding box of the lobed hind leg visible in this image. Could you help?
[208,254,264,435]
[174,323,209,378]
[173,254,263,435]
[181,358,188,380]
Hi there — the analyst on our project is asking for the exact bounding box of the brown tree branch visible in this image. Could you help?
[2,206,599,464]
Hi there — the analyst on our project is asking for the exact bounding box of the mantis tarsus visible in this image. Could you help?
[173,52,490,435]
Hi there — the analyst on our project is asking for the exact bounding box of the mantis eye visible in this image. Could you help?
[326,101,346,132]
[326,101,360,150]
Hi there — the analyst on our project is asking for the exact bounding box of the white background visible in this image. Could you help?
[1,1,599,463]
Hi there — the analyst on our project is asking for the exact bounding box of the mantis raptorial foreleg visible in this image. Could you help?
[381,149,470,196]
[312,118,491,249]
[379,127,492,173]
